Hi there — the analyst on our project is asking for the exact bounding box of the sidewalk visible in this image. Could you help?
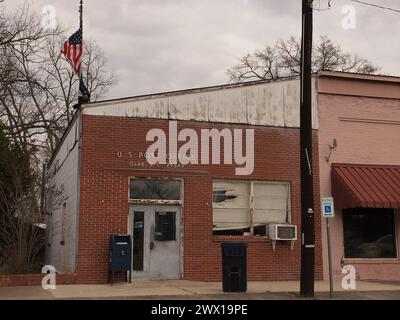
[1,280,400,300]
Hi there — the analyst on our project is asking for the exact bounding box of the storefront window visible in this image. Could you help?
[129,178,181,201]
[343,208,397,259]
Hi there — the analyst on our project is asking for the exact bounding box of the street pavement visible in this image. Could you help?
[0,280,400,300]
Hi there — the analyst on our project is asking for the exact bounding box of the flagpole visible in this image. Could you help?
[70,0,88,110]
[79,0,83,82]
[77,0,90,107]
[80,0,83,30]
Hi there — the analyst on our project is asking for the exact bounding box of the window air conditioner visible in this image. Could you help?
[268,224,297,251]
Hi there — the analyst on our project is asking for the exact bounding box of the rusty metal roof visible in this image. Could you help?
[332,164,400,209]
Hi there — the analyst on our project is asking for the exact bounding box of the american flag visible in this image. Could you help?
[62,28,83,75]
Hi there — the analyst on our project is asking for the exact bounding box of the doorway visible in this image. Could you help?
[129,205,181,279]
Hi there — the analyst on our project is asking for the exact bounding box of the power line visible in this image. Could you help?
[351,0,400,13]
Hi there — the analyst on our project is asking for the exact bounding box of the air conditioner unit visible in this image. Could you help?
[269,224,297,240]
[269,224,297,251]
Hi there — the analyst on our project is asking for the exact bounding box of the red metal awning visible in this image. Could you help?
[332,164,400,209]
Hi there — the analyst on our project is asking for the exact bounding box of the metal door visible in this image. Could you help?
[129,205,181,279]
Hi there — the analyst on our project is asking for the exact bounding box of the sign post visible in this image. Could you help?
[321,197,335,298]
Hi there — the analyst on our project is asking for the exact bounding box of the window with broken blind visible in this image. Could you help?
[212,180,291,236]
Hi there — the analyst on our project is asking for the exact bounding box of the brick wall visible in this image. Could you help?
[0,273,77,287]
[76,115,322,283]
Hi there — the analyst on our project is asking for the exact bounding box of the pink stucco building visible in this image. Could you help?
[317,71,400,281]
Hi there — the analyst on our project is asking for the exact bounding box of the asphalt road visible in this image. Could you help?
[97,290,400,300]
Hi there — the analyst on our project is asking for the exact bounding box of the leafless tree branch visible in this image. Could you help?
[227,35,380,83]
[0,3,116,158]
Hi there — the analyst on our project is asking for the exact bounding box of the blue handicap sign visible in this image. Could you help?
[321,197,335,218]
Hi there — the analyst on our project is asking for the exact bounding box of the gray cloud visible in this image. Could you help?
[4,0,400,99]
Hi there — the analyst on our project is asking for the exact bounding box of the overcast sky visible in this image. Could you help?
[4,0,400,100]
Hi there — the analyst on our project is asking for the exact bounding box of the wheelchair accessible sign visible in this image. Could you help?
[321,197,335,218]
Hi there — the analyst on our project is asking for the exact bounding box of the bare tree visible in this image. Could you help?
[0,126,45,273]
[0,3,115,273]
[0,173,46,273]
[0,2,51,47]
[0,3,116,156]
[39,36,116,154]
[228,35,380,82]
[0,3,59,152]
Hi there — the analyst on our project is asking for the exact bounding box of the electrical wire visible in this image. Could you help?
[351,0,400,13]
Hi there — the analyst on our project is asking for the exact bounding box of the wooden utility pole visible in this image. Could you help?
[299,0,315,297]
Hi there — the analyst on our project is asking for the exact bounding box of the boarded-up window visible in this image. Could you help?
[213,180,290,236]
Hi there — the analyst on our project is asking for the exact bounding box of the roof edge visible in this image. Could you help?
[332,163,400,168]
[318,70,400,83]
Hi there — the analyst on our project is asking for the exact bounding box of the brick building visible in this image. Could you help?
[45,77,323,283]
[46,71,400,284]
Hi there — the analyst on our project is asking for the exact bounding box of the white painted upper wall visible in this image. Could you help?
[82,78,319,129]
